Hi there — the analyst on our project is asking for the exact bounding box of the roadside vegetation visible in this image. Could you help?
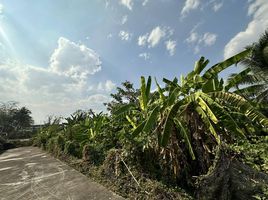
[0,102,34,152]
[33,31,268,199]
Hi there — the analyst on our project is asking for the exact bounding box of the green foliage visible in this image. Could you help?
[0,102,34,139]
[47,137,57,153]
[64,141,80,157]
[231,136,268,173]
[56,134,65,151]
[34,39,268,197]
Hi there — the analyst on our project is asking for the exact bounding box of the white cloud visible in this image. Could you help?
[118,30,132,41]
[181,0,200,18]
[137,34,148,46]
[147,26,166,48]
[137,27,165,48]
[121,15,128,25]
[165,40,177,56]
[105,80,116,92]
[96,80,116,92]
[186,32,198,44]
[50,37,101,79]
[186,31,217,54]
[212,2,223,12]
[224,0,268,59]
[119,0,134,10]
[202,32,217,46]
[139,52,150,60]
[88,94,110,104]
[0,38,114,123]
[142,0,149,6]
[138,26,174,49]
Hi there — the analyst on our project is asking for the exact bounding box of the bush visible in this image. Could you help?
[64,141,81,158]
[82,144,105,165]
[56,134,65,151]
[33,131,49,147]
[47,137,57,153]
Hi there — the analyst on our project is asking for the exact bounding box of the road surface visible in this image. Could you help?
[0,147,124,200]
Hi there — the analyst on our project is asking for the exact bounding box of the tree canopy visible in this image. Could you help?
[0,102,34,138]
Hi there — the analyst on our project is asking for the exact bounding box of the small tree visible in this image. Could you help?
[0,102,34,138]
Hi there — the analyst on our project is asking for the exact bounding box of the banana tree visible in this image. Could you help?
[115,49,268,179]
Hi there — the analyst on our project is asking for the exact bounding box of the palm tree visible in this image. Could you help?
[226,31,268,115]
[243,31,268,74]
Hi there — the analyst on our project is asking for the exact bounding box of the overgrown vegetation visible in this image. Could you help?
[0,102,34,139]
[33,32,268,199]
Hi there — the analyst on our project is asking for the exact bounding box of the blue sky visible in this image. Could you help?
[0,0,267,123]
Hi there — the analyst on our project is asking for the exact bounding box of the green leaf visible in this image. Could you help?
[114,104,134,116]
[168,87,181,106]
[161,100,185,147]
[155,77,165,102]
[198,97,218,124]
[194,56,209,75]
[132,121,146,138]
[203,49,250,80]
[202,78,217,93]
[126,115,137,129]
[195,106,221,144]
[174,119,196,160]
[145,76,152,101]
[163,78,181,89]
[143,106,160,133]
[225,68,251,91]
[200,92,246,138]
[140,76,147,111]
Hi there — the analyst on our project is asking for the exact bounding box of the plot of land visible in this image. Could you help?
[0,147,124,200]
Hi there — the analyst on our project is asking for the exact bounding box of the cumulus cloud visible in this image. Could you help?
[181,0,200,18]
[50,37,101,79]
[186,32,198,44]
[165,40,177,56]
[224,0,268,59]
[118,30,132,41]
[202,32,217,46]
[96,80,116,92]
[138,26,171,48]
[88,94,110,104]
[186,31,217,54]
[139,52,150,60]
[0,38,115,123]
[147,26,166,48]
[119,0,134,10]
[121,15,128,25]
[138,34,148,46]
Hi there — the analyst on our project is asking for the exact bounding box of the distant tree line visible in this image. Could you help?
[0,101,34,139]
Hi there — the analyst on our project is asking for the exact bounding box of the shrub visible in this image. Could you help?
[82,144,105,165]
[47,137,57,153]
[64,141,81,158]
[56,134,65,151]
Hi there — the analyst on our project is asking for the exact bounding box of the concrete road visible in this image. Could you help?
[0,147,124,200]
